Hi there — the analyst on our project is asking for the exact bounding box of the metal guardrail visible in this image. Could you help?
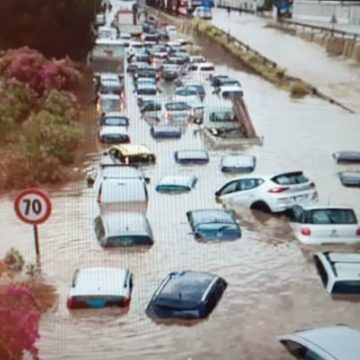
[280,19,360,41]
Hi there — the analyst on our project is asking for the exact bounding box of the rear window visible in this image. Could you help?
[309,209,357,225]
[144,103,161,111]
[107,236,152,246]
[176,88,198,97]
[272,172,309,185]
[200,66,215,72]
[333,281,360,294]
[102,117,128,126]
[209,111,235,123]
[100,98,120,111]
[165,102,191,111]
[138,88,156,95]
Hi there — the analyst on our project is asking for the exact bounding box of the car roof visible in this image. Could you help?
[334,151,360,160]
[100,94,120,100]
[188,209,236,226]
[100,165,143,179]
[220,85,243,92]
[296,203,355,211]
[158,175,197,187]
[280,326,360,360]
[70,267,129,297]
[222,155,255,167]
[175,149,208,160]
[100,212,150,237]
[155,271,218,306]
[111,144,153,156]
[101,178,146,203]
[316,252,360,280]
[100,126,127,135]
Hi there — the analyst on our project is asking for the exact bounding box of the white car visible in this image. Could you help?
[173,86,203,119]
[188,62,215,81]
[279,325,360,360]
[215,171,317,213]
[98,26,118,40]
[67,267,133,309]
[314,252,360,294]
[289,204,360,245]
[193,6,212,19]
[163,101,192,122]
[98,125,130,145]
[219,85,243,99]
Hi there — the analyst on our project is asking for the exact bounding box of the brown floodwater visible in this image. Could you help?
[1,9,360,360]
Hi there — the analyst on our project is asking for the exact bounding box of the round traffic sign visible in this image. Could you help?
[14,188,52,225]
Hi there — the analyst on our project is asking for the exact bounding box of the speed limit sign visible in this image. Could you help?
[14,188,52,225]
[14,188,51,259]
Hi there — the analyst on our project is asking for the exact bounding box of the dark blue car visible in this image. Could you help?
[146,271,227,320]
[187,209,241,241]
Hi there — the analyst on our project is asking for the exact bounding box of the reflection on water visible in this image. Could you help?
[1,15,360,360]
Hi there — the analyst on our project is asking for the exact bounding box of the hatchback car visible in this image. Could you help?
[97,94,122,115]
[189,55,206,64]
[215,171,317,213]
[279,325,360,360]
[314,252,360,294]
[339,171,360,187]
[174,150,209,165]
[187,209,241,241]
[213,77,241,91]
[289,204,360,245]
[109,144,156,166]
[333,151,360,163]
[156,175,197,193]
[99,112,129,127]
[161,63,182,81]
[163,101,192,122]
[135,83,158,107]
[150,125,182,139]
[203,104,239,131]
[95,73,123,95]
[221,155,256,173]
[67,267,133,309]
[98,126,130,145]
[94,212,154,247]
[146,271,227,320]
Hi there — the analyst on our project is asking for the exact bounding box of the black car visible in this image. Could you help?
[146,271,227,320]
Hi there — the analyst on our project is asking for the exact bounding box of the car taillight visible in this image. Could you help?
[356,228,360,236]
[67,297,89,309]
[122,297,130,307]
[300,227,311,236]
[268,187,289,193]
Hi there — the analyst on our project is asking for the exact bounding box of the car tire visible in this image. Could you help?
[250,201,271,214]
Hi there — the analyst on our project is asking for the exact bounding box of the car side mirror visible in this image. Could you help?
[144,177,150,184]
[215,190,220,197]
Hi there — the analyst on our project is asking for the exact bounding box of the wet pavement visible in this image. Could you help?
[1,3,360,360]
[212,8,360,112]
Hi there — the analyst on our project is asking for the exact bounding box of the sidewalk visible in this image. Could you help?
[211,8,360,112]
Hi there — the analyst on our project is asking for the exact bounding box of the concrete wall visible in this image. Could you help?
[293,0,360,25]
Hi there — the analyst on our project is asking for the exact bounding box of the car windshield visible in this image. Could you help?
[102,117,128,126]
[309,209,357,225]
[137,88,156,95]
[220,79,240,86]
[165,102,191,111]
[209,111,235,122]
[100,98,120,112]
[107,236,152,246]
[176,88,198,97]
[197,223,239,233]
[144,102,161,111]
[200,66,215,72]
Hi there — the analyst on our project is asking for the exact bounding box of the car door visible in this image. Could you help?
[228,179,262,206]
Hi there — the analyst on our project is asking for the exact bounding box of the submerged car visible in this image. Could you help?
[314,252,360,294]
[333,151,360,163]
[97,94,122,114]
[109,144,156,166]
[174,150,209,165]
[221,155,256,173]
[94,212,154,247]
[156,175,197,193]
[215,171,317,213]
[146,271,227,320]
[187,209,241,241]
[150,125,182,139]
[339,171,360,187]
[67,267,133,309]
[279,325,360,360]
[163,101,192,122]
[289,204,360,245]
[98,112,130,144]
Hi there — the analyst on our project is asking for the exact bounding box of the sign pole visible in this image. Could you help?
[33,224,40,258]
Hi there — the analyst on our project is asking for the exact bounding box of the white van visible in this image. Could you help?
[97,178,148,213]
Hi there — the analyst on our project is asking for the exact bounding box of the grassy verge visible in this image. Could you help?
[193,20,312,97]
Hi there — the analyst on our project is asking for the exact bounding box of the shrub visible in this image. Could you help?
[0,48,81,95]
[290,81,311,98]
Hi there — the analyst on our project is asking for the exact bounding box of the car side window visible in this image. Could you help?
[239,179,258,191]
[220,181,240,195]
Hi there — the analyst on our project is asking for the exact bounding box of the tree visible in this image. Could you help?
[0,0,102,60]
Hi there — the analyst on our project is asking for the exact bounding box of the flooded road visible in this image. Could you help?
[1,11,360,360]
[211,8,360,112]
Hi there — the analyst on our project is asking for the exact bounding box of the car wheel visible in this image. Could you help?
[250,201,271,214]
